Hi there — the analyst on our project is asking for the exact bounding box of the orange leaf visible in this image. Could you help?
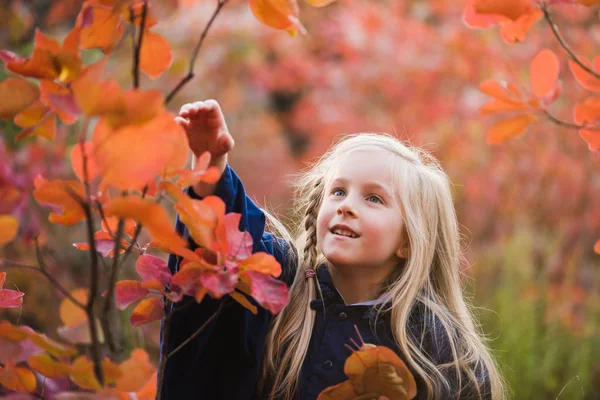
[33,176,86,225]
[2,29,81,82]
[230,291,258,315]
[70,355,101,390]
[71,78,127,121]
[140,31,172,79]
[578,0,600,5]
[135,371,157,400]
[39,80,80,124]
[249,0,305,34]
[303,0,336,6]
[0,321,31,341]
[169,193,225,250]
[13,101,56,141]
[30,333,78,357]
[130,297,164,327]
[0,215,19,245]
[574,97,600,125]
[100,216,137,238]
[578,128,600,151]
[479,79,523,104]
[473,0,535,21]
[569,57,600,92]
[479,99,529,115]
[103,197,200,262]
[0,78,40,120]
[71,141,100,183]
[594,239,600,254]
[78,3,124,51]
[499,8,542,44]
[317,380,357,400]
[240,252,281,277]
[530,49,560,99]
[0,366,37,393]
[27,353,71,379]
[487,114,538,144]
[59,288,88,328]
[91,111,188,190]
[345,346,417,399]
[115,349,155,392]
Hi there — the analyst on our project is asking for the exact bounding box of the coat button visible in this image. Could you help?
[323,360,333,370]
[338,312,347,321]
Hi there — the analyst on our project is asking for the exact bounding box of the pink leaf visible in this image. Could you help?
[241,271,289,314]
[136,254,172,286]
[113,280,149,310]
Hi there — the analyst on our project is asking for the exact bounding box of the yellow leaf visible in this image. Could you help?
[0,215,19,245]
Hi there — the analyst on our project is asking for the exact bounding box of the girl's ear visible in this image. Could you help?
[396,242,410,259]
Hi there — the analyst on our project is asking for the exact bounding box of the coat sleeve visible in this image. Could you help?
[159,164,294,400]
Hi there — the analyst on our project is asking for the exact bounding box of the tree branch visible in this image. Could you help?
[542,5,600,81]
[132,0,149,89]
[165,0,228,104]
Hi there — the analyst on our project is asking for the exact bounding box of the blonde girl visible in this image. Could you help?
[161,99,505,400]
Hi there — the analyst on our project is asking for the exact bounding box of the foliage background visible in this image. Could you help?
[1,0,599,398]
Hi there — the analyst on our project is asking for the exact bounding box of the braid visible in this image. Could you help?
[302,179,322,271]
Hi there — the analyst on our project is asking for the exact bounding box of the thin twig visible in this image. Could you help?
[165,0,228,104]
[542,5,600,81]
[77,133,104,386]
[543,110,600,131]
[167,301,225,359]
[102,218,125,353]
[132,0,149,89]
[0,257,85,310]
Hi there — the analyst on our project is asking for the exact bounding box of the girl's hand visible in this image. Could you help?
[175,99,235,196]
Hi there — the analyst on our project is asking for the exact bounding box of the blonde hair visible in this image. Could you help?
[261,133,505,400]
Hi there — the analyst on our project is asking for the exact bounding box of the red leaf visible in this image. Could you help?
[136,254,172,286]
[114,280,149,310]
[240,271,288,314]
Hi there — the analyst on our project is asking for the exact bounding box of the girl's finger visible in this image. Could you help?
[174,116,189,128]
[220,133,235,153]
[179,103,196,118]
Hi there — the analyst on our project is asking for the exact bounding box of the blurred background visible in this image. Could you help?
[1,0,599,398]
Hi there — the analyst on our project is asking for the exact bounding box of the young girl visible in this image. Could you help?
[160,100,505,400]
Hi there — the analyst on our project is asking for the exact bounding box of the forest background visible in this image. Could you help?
[0,0,599,399]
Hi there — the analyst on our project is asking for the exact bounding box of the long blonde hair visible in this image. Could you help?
[262,133,505,399]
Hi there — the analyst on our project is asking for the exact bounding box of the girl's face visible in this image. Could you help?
[316,147,407,275]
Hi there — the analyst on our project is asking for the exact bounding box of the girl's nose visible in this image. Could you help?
[336,199,356,217]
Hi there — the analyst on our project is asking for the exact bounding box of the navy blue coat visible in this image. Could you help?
[160,165,490,400]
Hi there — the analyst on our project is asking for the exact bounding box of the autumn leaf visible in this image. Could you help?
[91,110,188,190]
[1,29,82,82]
[569,57,600,92]
[0,215,19,246]
[70,141,100,183]
[39,80,81,124]
[0,78,40,120]
[487,114,538,144]
[578,129,600,151]
[574,97,600,125]
[249,0,306,35]
[115,349,155,392]
[304,0,337,6]
[103,197,201,262]
[139,30,172,78]
[101,216,137,238]
[77,2,125,51]
[164,151,221,188]
[530,49,560,99]
[136,254,172,286]
[33,176,87,225]
[0,272,25,308]
[594,239,600,254]
[0,365,37,393]
[238,271,288,314]
[130,297,164,327]
[13,101,57,141]
[472,0,536,21]
[318,340,417,400]
[27,353,71,379]
[73,230,131,258]
[114,280,150,310]
[70,356,102,390]
[30,333,78,358]
[57,288,105,344]
[0,321,31,342]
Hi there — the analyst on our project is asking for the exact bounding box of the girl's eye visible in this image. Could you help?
[367,195,382,204]
[332,188,345,196]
